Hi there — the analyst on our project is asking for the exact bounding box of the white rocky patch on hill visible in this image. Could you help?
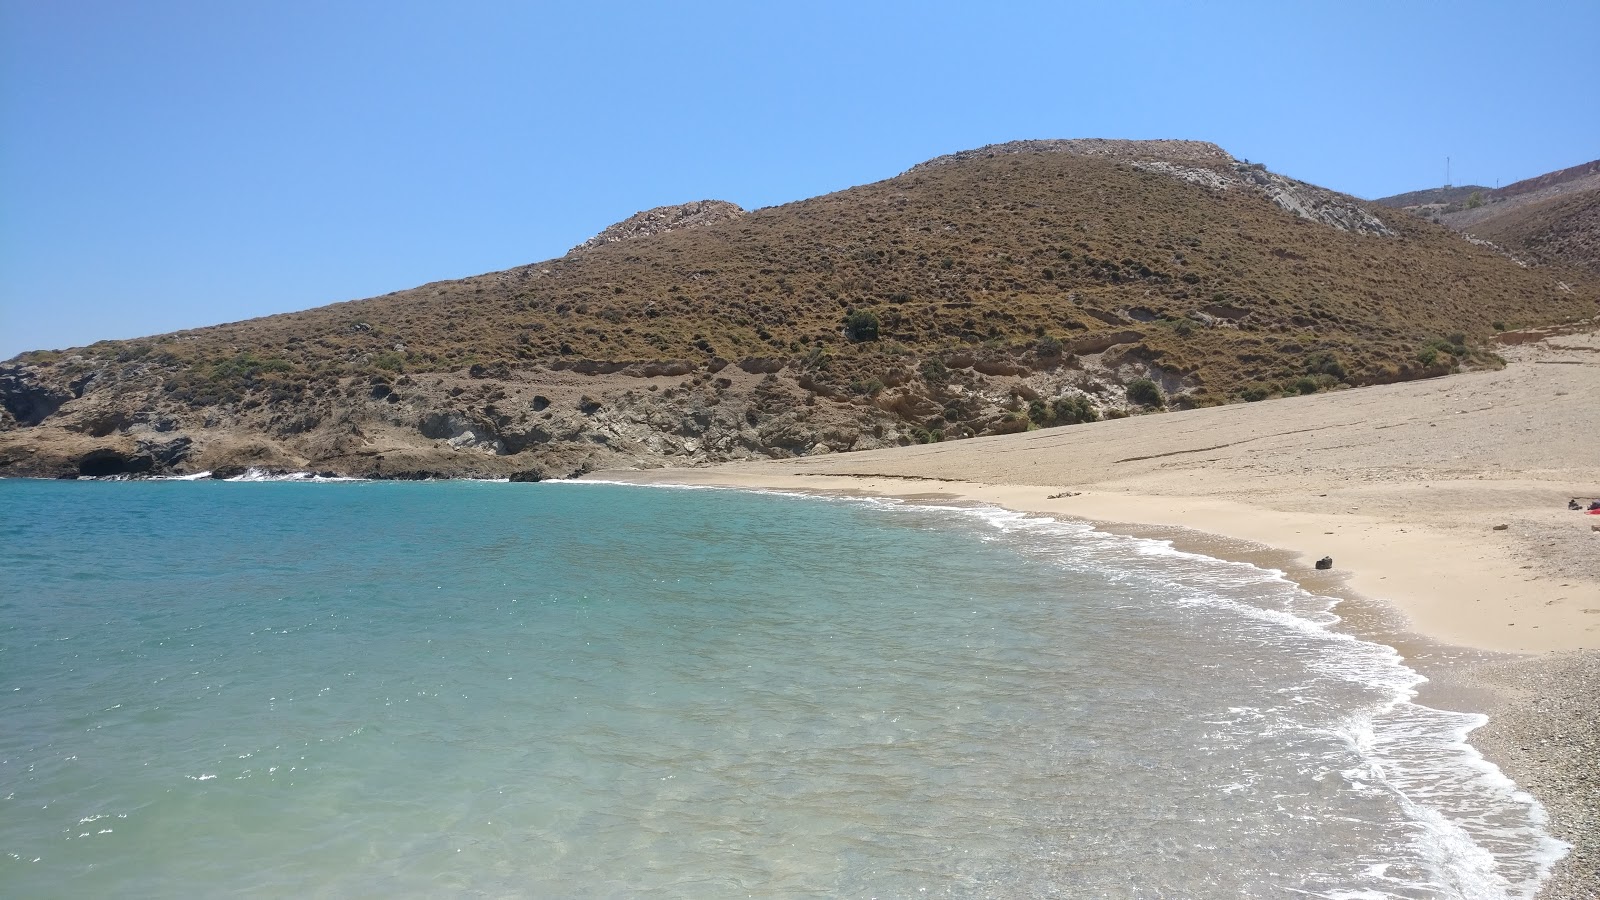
[1131,159,1396,237]
[573,200,745,252]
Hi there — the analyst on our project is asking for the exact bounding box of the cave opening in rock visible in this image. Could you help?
[77,449,153,478]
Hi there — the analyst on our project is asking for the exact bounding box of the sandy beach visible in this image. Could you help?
[596,325,1600,897]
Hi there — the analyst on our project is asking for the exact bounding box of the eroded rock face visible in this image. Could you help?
[0,365,75,427]
[0,340,1215,480]
[572,200,745,252]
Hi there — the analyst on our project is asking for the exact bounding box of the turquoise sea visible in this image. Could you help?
[0,479,1564,898]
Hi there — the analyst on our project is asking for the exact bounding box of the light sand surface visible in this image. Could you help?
[599,326,1600,655]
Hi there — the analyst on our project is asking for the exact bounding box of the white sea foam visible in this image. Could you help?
[912,499,1566,899]
[221,468,363,482]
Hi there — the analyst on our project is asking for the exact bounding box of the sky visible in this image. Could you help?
[2,1,1596,359]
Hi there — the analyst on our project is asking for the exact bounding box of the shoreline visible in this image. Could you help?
[588,328,1600,897]
[595,470,1600,655]
[592,468,1598,897]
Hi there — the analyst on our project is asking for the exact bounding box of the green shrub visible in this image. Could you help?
[1126,378,1164,408]
[1304,351,1346,380]
[211,352,296,382]
[1239,383,1273,402]
[919,357,949,383]
[1418,335,1466,368]
[1291,376,1319,395]
[844,309,880,342]
[1172,319,1194,337]
[370,352,405,372]
[1051,394,1099,425]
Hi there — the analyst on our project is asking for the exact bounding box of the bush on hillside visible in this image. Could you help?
[1126,378,1163,408]
[1239,383,1274,402]
[1303,351,1346,380]
[844,309,880,342]
[1052,394,1099,425]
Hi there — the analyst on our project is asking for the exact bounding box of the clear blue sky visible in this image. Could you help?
[3,0,1596,359]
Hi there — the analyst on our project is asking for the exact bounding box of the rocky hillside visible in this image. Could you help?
[1378,158,1600,273]
[1462,189,1600,275]
[3,140,1597,480]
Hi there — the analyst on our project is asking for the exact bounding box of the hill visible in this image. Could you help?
[1465,188,1600,275]
[1378,158,1600,274]
[3,139,1597,480]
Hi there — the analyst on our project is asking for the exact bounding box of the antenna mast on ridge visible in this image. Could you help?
[1446,156,1451,187]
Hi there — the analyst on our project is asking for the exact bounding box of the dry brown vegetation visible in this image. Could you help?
[28,153,1599,392]
[1465,189,1600,276]
[1378,157,1600,277]
[4,142,1599,477]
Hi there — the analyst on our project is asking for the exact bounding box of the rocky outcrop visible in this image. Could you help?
[0,339,1210,480]
[573,200,744,252]
[1130,159,1396,237]
[0,364,75,427]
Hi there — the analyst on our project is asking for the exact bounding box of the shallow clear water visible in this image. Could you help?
[0,479,1562,898]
